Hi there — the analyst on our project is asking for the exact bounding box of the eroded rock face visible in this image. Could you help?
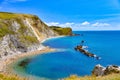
[92,64,120,76]
[0,12,58,58]
[9,35,27,52]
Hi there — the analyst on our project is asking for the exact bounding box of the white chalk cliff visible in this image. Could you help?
[0,12,58,58]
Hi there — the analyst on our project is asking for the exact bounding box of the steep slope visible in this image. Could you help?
[0,12,58,57]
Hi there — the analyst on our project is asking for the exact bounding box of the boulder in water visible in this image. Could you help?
[92,64,120,76]
[92,64,105,76]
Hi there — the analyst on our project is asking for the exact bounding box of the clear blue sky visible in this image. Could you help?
[0,0,120,30]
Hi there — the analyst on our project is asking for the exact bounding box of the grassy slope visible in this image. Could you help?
[0,12,38,43]
[1,73,120,80]
[0,73,26,80]
[0,12,34,19]
[50,26,72,35]
[64,74,120,80]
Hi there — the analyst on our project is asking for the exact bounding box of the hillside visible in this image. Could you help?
[0,73,26,80]
[0,12,58,57]
[49,26,73,36]
[64,74,120,80]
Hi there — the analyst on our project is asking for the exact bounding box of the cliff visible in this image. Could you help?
[49,26,73,36]
[0,12,58,57]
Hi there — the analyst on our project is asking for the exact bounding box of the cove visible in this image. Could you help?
[17,31,120,80]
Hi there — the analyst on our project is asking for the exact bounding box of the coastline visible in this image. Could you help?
[41,36,65,43]
[0,36,62,79]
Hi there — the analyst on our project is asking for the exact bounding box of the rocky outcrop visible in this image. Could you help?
[49,26,73,36]
[75,45,101,60]
[0,12,58,58]
[92,64,105,76]
[92,64,120,76]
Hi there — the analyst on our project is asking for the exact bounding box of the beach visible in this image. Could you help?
[0,35,66,80]
[0,35,58,78]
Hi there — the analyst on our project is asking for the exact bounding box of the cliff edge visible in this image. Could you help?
[49,26,73,36]
[0,12,58,57]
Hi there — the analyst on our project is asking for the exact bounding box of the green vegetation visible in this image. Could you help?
[64,74,120,80]
[20,35,38,43]
[0,12,38,44]
[18,25,28,33]
[0,12,34,19]
[18,22,38,44]
[0,12,16,19]
[1,73,120,80]
[0,73,26,80]
[0,22,14,38]
[50,26,72,35]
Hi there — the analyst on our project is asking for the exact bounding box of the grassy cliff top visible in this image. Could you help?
[49,26,72,35]
[0,12,37,19]
[0,12,39,43]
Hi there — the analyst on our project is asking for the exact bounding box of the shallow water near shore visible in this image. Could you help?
[14,31,120,80]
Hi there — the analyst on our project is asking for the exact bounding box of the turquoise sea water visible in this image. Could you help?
[18,31,120,79]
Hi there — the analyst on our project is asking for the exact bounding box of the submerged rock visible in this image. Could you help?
[92,64,120,76]
[19,58,31,67]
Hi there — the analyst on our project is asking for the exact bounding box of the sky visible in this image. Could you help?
[0,0,120,31]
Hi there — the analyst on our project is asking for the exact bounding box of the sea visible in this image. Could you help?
[14,31,120,80]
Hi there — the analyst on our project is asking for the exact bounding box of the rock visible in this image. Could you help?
[0,12,59,58]
[10,35,27,52]
[19,58,31,67]
[4,52,8,56]
[92,64,120,76]
[75,45,100,59]
[104,65,120,75]
[92,64,105,76]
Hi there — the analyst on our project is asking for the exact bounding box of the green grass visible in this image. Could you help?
[18,20,38,44]
[1,73,120,80]
[18,25,28,33]
[64,74,120,80]
[0,12,38,44]
[0,12,34,19]
[0,22,14,38]
[20,35,38,44]
[50,26,72,35]
[0,73,26,80]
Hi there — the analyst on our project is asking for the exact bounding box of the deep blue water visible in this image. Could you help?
[25,31,120,79]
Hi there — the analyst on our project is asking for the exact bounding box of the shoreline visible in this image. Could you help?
[41,36,65,43]
[0,47,55,73]
[0,36,62,79]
